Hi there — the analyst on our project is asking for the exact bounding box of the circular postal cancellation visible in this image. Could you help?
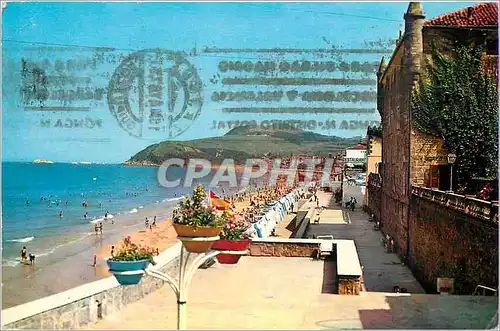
[107,49,203,140]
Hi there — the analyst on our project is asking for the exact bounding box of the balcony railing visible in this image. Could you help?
[411,185,498,224]
[368,173,382,188]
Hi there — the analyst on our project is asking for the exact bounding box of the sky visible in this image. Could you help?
[2,1,479,163]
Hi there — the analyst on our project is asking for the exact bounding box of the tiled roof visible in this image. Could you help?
[347,144,367,151]
[424,3,498,27]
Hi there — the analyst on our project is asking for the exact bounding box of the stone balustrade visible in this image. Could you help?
[411,185,498,223]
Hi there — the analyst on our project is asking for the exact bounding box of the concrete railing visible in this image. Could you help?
[411,185,499,223]
[2,243,183,330]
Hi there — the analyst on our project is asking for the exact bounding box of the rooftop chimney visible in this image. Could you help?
[467,7,474,20]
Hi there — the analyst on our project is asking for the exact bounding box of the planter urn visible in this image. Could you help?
[173,224,223,253]
[107,259,150,285]
[211,239,251,264]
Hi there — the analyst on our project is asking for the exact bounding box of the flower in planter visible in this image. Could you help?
[173,185,229,228]
[109,236,157,265]
[219,213,251,241]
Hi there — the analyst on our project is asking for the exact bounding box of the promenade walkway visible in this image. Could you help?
[84,184,497,330]
[307,185,425,293]
[86,256,496,330]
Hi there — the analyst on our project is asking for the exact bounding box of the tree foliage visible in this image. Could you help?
[367,125,383,138]
[411,43,498,186]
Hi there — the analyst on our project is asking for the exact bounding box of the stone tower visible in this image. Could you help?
[404,2,425,79]
[376,57,386,118]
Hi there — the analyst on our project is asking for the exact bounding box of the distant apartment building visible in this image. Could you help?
[366,134,382,175]
[344,144,367,166]
[364,131,382,207]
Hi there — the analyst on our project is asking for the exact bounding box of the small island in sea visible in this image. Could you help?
[33,159,54,164]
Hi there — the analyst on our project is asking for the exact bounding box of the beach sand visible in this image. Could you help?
[94,219,179,277]
[2,181,287,309]
[95,185,282,276]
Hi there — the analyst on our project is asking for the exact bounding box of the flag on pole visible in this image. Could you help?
[210,191,232,211]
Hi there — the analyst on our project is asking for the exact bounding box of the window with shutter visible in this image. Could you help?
[429,165,439,188]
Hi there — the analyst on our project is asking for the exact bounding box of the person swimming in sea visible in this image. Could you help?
[59,210,63,218]
[104,211,108,219]
[84,212,88,220]
[26,199,29,206]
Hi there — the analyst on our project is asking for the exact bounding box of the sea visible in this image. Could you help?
[1,162,247,309]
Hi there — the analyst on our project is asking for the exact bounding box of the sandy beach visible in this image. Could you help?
[2,174,292,310]
[95,182,292,276]
[94,218,179,277]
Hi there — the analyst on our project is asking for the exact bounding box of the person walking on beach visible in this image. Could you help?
[21,246,27,263]
[145,217,149,227]
[94,223,99,235]
[93,254,97,267]
[153,216,157,227]
[110,246,115,257]
[84,212,88,220]
[99,222,103,234]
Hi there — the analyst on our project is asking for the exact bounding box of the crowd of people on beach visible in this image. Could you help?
[220,177,299,225]
[23,179,304,271]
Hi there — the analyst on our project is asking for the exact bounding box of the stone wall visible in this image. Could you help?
[408,191,498,294]
[3,254,182,330]
[338,277,362,295]
[366,174,382,222]
[410,130,448,187]
[249,242,319,257]
[378,31,412,256]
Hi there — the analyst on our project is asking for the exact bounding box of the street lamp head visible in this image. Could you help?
[447,153,457,164]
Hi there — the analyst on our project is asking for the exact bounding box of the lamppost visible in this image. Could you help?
[143,243,248,330]
[447,153,457,192]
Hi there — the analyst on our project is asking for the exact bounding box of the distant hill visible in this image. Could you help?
[125,127,361,165]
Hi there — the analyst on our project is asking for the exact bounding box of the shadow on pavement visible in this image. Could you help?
[358,294,499,329]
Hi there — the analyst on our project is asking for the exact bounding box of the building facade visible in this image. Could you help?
[377,2,498,257]
[344,144,367,166]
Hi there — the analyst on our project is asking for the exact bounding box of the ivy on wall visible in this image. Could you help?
[411,43,498,187]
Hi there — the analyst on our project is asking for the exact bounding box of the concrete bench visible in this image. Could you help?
[335,240,362,295]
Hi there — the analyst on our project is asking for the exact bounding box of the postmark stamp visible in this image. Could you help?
[107,49,203,139]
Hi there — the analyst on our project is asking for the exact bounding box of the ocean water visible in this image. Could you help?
[1,162,245,308]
